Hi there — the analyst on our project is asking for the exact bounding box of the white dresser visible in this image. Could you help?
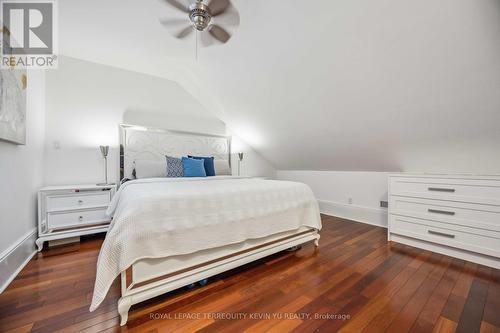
[36,184,116,251]
[388,174,500,269]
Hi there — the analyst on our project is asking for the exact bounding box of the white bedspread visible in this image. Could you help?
[90,177,321,311]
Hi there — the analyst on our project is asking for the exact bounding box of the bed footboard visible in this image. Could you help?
[118,229,319,325]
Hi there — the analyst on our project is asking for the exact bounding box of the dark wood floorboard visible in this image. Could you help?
[1,215,500,333]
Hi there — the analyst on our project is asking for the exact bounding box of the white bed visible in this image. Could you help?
[90,125,322,325]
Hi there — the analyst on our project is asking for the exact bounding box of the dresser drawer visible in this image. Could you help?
[390,196,500,232]
[390,176,500,205]
[389,215,500,258]
[47,191,111,212]
[47,208,110,231]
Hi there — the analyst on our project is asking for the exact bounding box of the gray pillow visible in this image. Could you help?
[166,156,183,177]
[214,159,231,175]
[134,160,166,179]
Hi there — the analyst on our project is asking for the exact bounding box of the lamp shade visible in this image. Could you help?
[99,145,109,158]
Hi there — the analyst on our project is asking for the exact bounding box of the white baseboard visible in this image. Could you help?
[318,199,388,228]
[0,229,37,293]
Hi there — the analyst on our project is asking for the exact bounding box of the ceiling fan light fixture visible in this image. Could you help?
[189,2,211,31]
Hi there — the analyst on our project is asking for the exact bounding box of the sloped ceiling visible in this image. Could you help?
[59,0,500,172]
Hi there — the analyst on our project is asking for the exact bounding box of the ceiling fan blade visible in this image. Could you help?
[159,18,188,27]
[208,24,231,43]
[207,0,230,16]
[163,0,189,13]
[176,26,194,39]
[200,30,213,47]
[212,4,239,26]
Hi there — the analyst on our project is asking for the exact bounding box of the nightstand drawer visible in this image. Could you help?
[47,208,110,231]
[47,192,111,212]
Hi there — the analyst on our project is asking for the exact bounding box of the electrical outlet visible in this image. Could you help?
[348,197,353,204]
[380,200,388,208]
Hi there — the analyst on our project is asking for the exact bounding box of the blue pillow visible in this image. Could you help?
[188,155,215,176]
[182,157,206,177]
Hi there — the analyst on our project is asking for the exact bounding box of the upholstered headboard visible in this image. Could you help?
[119,124,231,181]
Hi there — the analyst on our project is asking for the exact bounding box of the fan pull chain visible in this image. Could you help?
[195,30,198,61]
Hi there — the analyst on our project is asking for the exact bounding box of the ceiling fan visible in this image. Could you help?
[160,0,239,46]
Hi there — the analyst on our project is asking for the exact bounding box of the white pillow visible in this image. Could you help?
[134,160,166,179]
[214,159,231,175]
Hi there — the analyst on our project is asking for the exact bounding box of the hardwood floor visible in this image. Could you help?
[1,215,499,333]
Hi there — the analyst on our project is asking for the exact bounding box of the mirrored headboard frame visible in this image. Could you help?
[119,124,231,183]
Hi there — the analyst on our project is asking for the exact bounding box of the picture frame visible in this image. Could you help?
[0,68,27,145]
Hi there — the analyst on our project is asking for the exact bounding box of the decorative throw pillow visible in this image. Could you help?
[214,159,231,175]
[188,155,215,176]
[182,157,206,177]
[166,156,183,177]
[134,160,166,179]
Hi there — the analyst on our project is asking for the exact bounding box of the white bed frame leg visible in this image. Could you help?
[314,234,320,247]
[118,297,132,326]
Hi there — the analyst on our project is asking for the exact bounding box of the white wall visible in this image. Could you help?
[0,70,45,290]
[230,134,276,178]
[0,70,45,254]
[185,0,500,173]
[277,170,389,227]
[45,56,275,185]
[123,110,226,137]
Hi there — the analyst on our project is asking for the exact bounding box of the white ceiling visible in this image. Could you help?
[59,0,500,172]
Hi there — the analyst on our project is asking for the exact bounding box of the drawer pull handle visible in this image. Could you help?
[79,216,83,221]
[428,230,455,238]
[78,200,84,205]
[428,187,455,193]
[428,209,455,216]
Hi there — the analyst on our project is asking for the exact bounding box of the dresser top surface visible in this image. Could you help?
[40,184,116,192]
[389,173,500,180]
